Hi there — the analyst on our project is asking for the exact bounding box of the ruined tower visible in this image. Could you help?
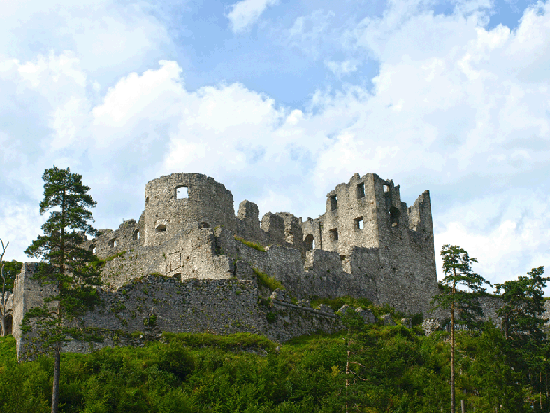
[144,173,236,246]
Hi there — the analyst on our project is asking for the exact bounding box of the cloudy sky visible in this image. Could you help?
[1,0,549,291]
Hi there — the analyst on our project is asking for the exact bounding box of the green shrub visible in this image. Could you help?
[253,268,285,291]
[234,236,267,252]
[144,314,157,327]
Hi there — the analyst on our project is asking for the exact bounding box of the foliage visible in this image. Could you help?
[23,167,102,353]
[253,268,285,291]
[432,244,490,413]
[1,260,22,291]
[234,236,267,252]
[23,166,101,412]
[495,267,550,411]
[432,245,491,329]
[3,325,544,413]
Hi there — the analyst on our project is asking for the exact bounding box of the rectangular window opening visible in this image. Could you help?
[357,183,365,198]
[355,217,364,230]
[176,186,188,199]
[329,228,338,241]
[330,195,337,211]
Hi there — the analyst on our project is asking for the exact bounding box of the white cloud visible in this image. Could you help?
[2,0,550,294]
[0,0,170,84]
[288,10,336,59]
[227,0,279,33]
[435,190,550,289]
[325,60,358,77]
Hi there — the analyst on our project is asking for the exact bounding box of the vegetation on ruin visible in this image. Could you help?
[234,236,267,252]
[1,320,550,413]
[253,267,285,291]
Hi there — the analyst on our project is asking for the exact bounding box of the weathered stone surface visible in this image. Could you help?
[381,314,396,326]
[356,308,376,324]
[12,171,443,358]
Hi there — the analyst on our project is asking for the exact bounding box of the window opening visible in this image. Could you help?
[389,206,401,227]
[329,228,338,241]
[156,224,167,233]
[108,239,116,248]
[133,229,140,240]
[89,245,96,254]
[199,222,210,229]
[357,183,365,198]
[176,186,188,199]
[355,217,364,230]
[330,195,337,211]
[304,234,314,251]
[384,185,390,193]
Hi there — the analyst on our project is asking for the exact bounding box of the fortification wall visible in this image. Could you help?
[13,170,441,357]
[14,271,355,358]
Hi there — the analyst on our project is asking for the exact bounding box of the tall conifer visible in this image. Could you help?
[25,166,101,413]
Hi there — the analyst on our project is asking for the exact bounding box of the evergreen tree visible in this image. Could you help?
[496,267,549,411]
[24,166,101,413]
[431,244,490,413]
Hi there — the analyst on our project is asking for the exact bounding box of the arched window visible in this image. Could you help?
[389,206,401,227]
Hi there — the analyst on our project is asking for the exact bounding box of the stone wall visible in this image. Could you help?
[12,171,441,357]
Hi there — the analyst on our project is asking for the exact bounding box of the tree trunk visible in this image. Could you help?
[451,283,456,413]
[51,346,60,413]
[345,347,350,413]
[0,263,5,336]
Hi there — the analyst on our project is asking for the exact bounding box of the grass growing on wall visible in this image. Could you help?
[253,268,285,291]
[234,236,266,252]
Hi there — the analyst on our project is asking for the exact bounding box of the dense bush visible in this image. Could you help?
[0,326,544,412]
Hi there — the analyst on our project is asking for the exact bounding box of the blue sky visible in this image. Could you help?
[1,0,549,291]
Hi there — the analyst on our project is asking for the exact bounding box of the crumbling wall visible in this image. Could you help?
[236,200,265,246]
[83,217,144,259]
[100,225,234,290]
[261,212,285,246]
[12,263,58,359]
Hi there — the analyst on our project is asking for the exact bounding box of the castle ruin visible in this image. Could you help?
[10,172,439,357]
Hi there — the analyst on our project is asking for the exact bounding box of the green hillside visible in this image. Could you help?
[0,321,543,413]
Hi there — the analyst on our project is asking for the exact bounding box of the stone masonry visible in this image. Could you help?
[11,172,439,358]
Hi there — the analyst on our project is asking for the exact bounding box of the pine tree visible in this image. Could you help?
[432,244,490,413]
[24,166,101,413]
[496,267,549,411]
